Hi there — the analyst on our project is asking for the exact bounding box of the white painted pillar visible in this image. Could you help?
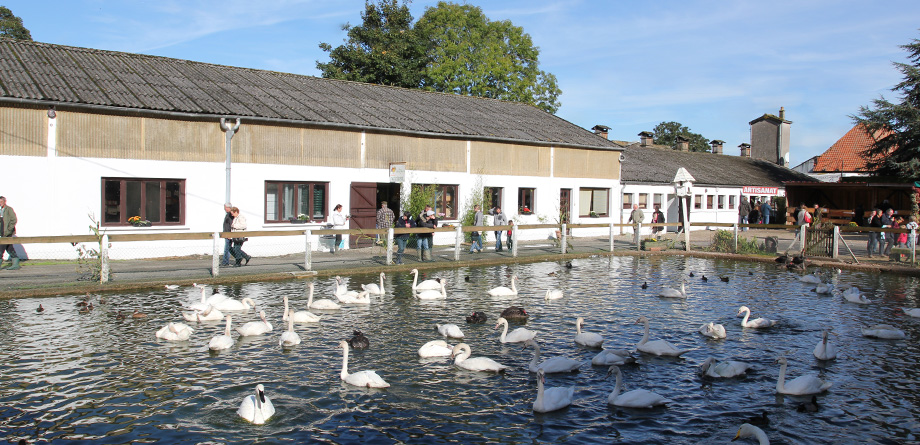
[454,226,462,261]
[511,222,519,257]
[635,223,641,250]
[305,230,312,270]
[100,234,110,283]
[609,222,615,252]
[388,228,395,265]
[832,226,840,259]
[733,223,739,253]
[212,232,220,276]
[561,224,567,254]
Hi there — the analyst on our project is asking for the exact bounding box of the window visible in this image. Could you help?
[718,195,725,209]
[622,193,633,209]
[103,178,184,226]
[425,184,458,220]
[706,195,714,210]
[694,195,702,209]
[729,195,736,209]
[579,188,609,217]
[638,193,648,209]
[265,181,328,222]
[518,188,535,214]
[653,193,664,209]
[485,187,503,211]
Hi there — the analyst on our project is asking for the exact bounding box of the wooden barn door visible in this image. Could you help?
[349,182,377,248]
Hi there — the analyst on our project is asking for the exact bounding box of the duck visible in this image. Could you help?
[544,289,564,300]
[574,317,604,348]
[338,289,372,305]
[813,330,837,360]
[208,315,234,351]
[411,268,442,291]
[436,323,464,339]
[523,339,582,373]
[115,311,126,320]
[307,282,341,310]
[689,271,695,277]
[164,284,180,290]
[591,348,636,366]
[659,282,687,299]
[282,295,321,323]
[902,307,920,318]
[338,340,389,388]
[701,275,708,282]
[236,310,273,336]
[733,423,769,445]
[635,316,688,357]
[799,272,822,284]
[495,317,537,343]
[564,261,573,269]
[155,322,194,341]
[362,272,386,295]
[488,275,519,297]
[418,339,454,357]
[532,368,574,413]
[213,297,256,312]
[606,365,672,408]
[499,306,528,320]
[737,306,777,328]
[842,286,871,304]
[774,357,832,395]
[450,343,507,372]
[131,309,146,318]
[698,357,751,378]
[747,411,770,427]
[719,276,730,283]
[416,279,447,300]
[346,330,369,349]
[182,304,224,322]
[796,395,820,413]
[237,384,275,424]
[279,311,301,347]
[36,304,44,313]
[861,324,906,339]
[640,281,648,289]
[465,311,487,323]
[698,322,727,339]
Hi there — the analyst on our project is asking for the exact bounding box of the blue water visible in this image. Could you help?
[1,256,919,444]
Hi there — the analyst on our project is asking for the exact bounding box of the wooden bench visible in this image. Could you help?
[889,247,914,262]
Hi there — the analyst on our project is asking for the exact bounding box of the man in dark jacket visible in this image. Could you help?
[221,203,233,266]
[881,208,896,256]
[0,196,19,270]
[417,209,437,261]
[394,212,416,265]
[867,208,883,257]
[739,196,752,231]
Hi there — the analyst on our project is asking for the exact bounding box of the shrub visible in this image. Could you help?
[710,229,765,254]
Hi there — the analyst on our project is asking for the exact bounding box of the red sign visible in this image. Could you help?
[742,186,778,195]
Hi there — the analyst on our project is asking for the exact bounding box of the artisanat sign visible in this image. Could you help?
[742,186,778,195]
[389,162,406,183]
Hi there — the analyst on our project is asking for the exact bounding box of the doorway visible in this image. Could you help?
[559,189,571,224]
[349,182,402,248]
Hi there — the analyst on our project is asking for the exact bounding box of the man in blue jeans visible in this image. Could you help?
[221,202,233,266]
[490,206,507,252]
[469,205,483,253]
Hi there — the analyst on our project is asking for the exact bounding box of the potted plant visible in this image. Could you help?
[641,237,669,251]
[589,211,599,218]
[127,216,151,227]
[290,214,309,224]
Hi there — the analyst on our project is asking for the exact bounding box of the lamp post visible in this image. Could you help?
[673,167,695,252]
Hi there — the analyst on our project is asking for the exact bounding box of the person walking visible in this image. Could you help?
[748,204,761,227]
[376,201,395,245]
[394,211,415,265]
[738,196,752,231]
[489,206,507,252]
[867,208,883,258]
[651,204,665,235]
[0,196,20,270]
[229,206,251,267]
[469,205,483,253]
[330,204,349,254]
[881,208,896,257]
[761,200,772,225]
[221,202,233,267]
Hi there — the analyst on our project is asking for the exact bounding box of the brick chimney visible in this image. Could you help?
[739,143,752,157]
[639,131,654,147]
[676,135,689,152]
[592,124,610,140]
[779,107,785,120]
[710,139,724,154]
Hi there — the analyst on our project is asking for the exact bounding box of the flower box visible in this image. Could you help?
[642,240,669,251]
[288,218,308,224]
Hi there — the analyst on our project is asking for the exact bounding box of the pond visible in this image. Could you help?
[2,256,919,444]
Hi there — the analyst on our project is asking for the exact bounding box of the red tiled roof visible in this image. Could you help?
[813,124,891,172]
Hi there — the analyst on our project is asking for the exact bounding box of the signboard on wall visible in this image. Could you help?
[742,186,779,195]
[389,162,406,183]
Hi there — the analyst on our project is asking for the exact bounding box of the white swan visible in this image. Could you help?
[698,322,727,339]
[338,290,371,305]
[574,317,604,348]
[737,306,777,328]
[283,295,321,323]
[188,286,210,312]
[362,272,386,295]
[182,304,224,322]
[416,279,447,300]
[592,349,636,366]
[237,384,275,425]
[524,339,582,373]
[734,423,769,445]
[339,340,390,388]
[607,365,672,408]
[418,340,454,358]
[862,324,906,339]
[279,310,301,347]
[495,316,537,343]
[236,310,273,336]
[815,283,833,294]
[903,307,920,318]
[451,343,507,372]
[533,368,574,413]
[544,289,563,300]
[635,316,688,357]
[775,357,832,395]
[659,282,687,299]
[842,286,871,304]
[488,275,518,297]
[155,322,194,341]
[411,268,442,291]
[208,315,234,350]
[699,357,751,378]
[799,273,822,284]
[307,282,341,310]
[813,330,837,360]
[437,323,464,339]
[213,297,256,312]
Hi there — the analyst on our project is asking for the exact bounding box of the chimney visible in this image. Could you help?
[639,131,654,147]
[710,139,724,154]
[676,135,689,152]
[779,107,785,120]
[739,143,752,157]
[592,124,610,140]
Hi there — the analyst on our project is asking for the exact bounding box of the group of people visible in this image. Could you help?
[863,205,918,258]
[221,203,252,267]
[738,197,773,230]
[381,201,438,264]
[627,204,666,235]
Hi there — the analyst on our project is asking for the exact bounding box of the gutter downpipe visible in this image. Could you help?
[220,118,241,205]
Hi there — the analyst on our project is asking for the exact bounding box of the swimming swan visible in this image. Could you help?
[411,269,442,291]
[842,286,871,304]
[339,340,390,388]
[902,307,920,318]
[544,289,564,300]
[188,286,210,312]
[813,330,837,360]
[182,304,224,322]
[283,295,321,323]
[737,306,777,328]
[451,343,507,372]
[607,365,672,408]
[338,290,371,305]
[279,310,301,347]
[418,339,454,358]
[698,322,727,339]
[155,322,194,341]
[533,368,574,413]
[416,279,447,300]
[236,310,273,336]
[733,423,770,445]
[659,282,687,299]
[591,349,636,366]
[436,323,464,338]
[861,324,906,339]
[307,282,341,310]
[208,315,234,350]
[574,317,605,348]
[488,275,518,297]
[362,272,386,295]
[799,273,822,284]
[523,339,582,373]
[213,297,256,312]
[495,316,537,343]
[699,357,751,378]
[635,316,688,357]
[775,357,832,395]
[237,384,275,425]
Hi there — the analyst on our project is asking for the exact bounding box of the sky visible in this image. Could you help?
[5,0,919,166]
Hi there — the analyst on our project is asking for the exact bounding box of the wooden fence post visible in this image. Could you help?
[305,230,312,271]
[212,232,220,276]
[454,226,462,261]
[100,234,110,283]
[609,222,615,252]
[832,226,839,259]
[561,224,567,254]
[388,228,395,265]
[733,223,739,253]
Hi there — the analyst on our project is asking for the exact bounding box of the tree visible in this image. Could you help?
[853,36,920,179]
[0,6,32,40]
[317,0,427,88]
[651,121,711,152]
[414,2,561,113]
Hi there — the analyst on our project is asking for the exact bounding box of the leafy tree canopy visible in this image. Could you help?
[0,6,32,40]
[651,121,711,152]
[853,35,920,179]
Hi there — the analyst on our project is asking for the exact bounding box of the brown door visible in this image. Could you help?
[349,182,377,248]
[560,189,571,224]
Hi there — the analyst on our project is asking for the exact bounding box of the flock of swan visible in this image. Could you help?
[139,262,917,442]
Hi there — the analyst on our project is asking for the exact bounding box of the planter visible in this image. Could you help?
[130,221,152,227]
[642,241,669,251]
[289,218,308,224]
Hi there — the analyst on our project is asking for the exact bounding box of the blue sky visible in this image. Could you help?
[6,0,919,165]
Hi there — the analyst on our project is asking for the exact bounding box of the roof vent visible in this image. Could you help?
[639,131,654,147]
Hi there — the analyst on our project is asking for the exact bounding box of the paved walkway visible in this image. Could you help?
[1,228,915,297]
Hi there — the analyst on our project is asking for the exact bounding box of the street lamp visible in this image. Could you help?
[673,167,695,252]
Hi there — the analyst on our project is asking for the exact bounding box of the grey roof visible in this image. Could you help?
[0,38,620,150]
[622,145,818,186]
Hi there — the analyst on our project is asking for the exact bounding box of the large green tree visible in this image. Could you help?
[651,121,711,152]
[853,36,920,179]
[317,0,426,88]
[0,6,32,40]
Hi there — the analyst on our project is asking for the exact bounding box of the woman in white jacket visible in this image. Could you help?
[230,207,251,266]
